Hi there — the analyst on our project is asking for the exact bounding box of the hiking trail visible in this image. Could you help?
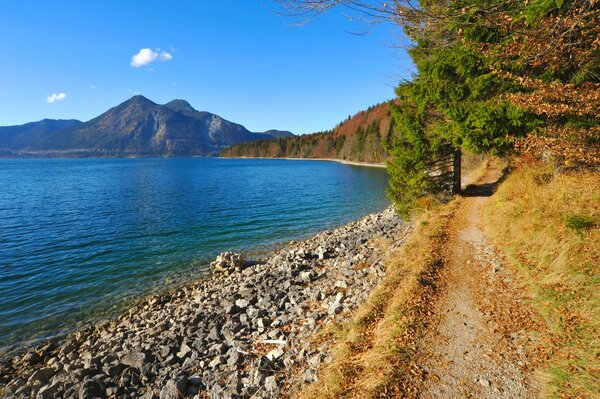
[413,160,541,399]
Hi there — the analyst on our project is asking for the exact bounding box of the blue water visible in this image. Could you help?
[0,157,389,350]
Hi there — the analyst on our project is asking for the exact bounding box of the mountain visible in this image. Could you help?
[256,130,295,139]
[0,96,294,157]
[221,102,395,163]
[163,99,197,114]
[0,119,83,152]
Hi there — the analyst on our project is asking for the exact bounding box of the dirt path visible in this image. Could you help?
[414,160,541,398]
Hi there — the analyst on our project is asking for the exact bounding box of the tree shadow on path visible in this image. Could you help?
[461,170,507,197]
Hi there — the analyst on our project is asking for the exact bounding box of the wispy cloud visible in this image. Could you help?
[159,52,172,61]
[89,85,96,89]
[46,92,67,103]
[130,48,173,67]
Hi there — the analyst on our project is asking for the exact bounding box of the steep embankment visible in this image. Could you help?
[221,102,394,163]
[296,160,599,399]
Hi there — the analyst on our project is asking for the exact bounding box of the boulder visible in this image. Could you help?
[210,252,246,274]
[78,379,104,399]
[120,351,146,370]
[37,382,61,399]
[27,367,56,385]
[159,375,187,399]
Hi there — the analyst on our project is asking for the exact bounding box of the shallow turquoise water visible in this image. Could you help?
[0,157,389,350]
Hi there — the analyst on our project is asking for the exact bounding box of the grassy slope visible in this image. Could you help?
[484,162,599,398]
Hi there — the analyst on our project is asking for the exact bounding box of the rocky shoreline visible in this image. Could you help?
[1,207,410,399]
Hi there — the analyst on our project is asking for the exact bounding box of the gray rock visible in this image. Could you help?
[226,349,244,367]
[14,385,31,398]
[22,351,42,366]
[264,375,278,392]
[301,368,317,384]
[78,379,104,399]
[223,301,239,314]
[81,352,100,369]
[257,318,270,329]
[209,343,227,355]
[299,271,313,282]
[176,343,192,359]
[316,246,328,260]
[188,374,203,388]
[160,375,187,399]
[159,346,172,358]
[207,327,220,341]
[329,302,342,315]
[239,287,255,300]
[308,354,322,369]
[335,280,348,289]
[36,382,60,399]
[211,252,245,273]
[208,356,224,369]
[27,367,56,385]
[102,363,124,377]
[266,347,284,361]
[235,298,249,309]
[120,351,146,370]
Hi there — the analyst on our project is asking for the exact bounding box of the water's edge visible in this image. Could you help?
[0,157,390,351]
[220,156,386,168]
[0,203,390,359]
[1,205,410,398]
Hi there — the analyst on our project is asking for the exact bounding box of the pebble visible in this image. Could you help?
[0,207,409,398]
[478,377,492,387]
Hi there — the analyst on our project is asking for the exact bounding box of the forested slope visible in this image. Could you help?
[221,102,394,163]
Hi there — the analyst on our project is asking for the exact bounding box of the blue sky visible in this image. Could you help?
[0,1,413,134]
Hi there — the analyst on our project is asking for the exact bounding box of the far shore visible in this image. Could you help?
[220,156,387,169]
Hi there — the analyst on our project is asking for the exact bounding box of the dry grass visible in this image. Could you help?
[296,199,459,399]
[484,161,599,399]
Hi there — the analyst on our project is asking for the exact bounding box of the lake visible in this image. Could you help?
[0,157,390,351]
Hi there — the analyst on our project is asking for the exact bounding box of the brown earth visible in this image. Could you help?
[409,160,543,398]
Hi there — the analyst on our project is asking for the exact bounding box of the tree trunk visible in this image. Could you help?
[452,148,462,195]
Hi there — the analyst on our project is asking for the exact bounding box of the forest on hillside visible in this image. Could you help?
[222,103,395,163]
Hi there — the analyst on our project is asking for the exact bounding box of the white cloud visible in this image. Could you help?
[159,51,172,61]
[89,85,96,89]
[130,48,173,67]
[131,48,158,67]
[46,92,67,103]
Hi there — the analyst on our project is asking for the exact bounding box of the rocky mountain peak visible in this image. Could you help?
[164,99,197,114]
[118,95,157,110]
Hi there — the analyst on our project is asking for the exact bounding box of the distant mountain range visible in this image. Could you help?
[0,96,294,157]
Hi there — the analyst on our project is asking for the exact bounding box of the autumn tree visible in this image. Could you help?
[276,0,599,216]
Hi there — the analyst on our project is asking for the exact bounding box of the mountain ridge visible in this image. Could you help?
[0,96,293,157]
